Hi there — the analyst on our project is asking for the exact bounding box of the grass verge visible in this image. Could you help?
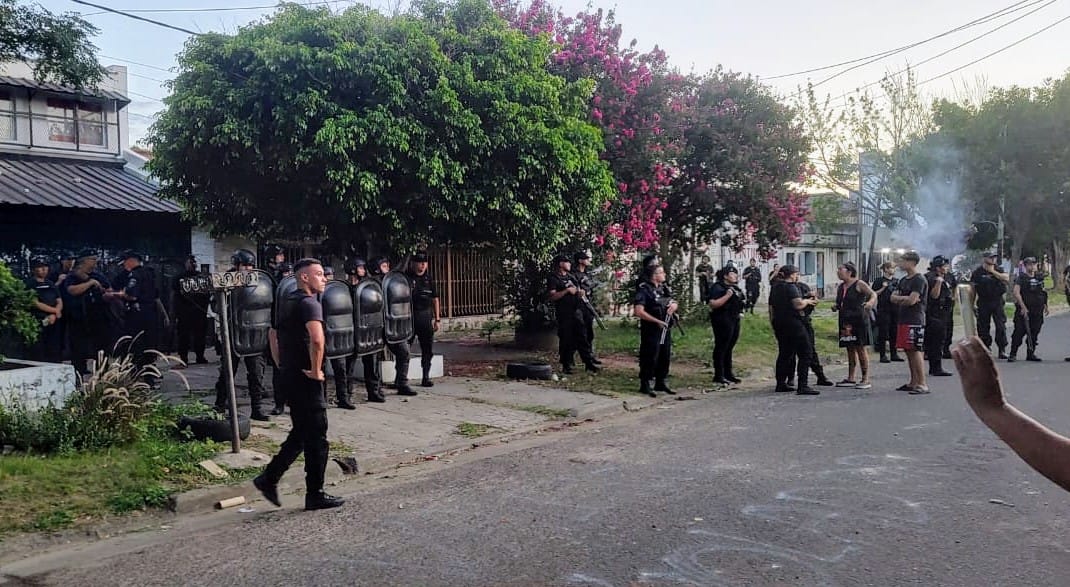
[454,422,506,438]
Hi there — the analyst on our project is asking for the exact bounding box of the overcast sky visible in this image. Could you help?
[34,0,1070,145]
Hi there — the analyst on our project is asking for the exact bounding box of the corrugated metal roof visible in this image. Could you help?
[0,156,180,213]
[0,76,131,105]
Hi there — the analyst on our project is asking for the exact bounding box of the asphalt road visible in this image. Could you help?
[13,316,1070,586]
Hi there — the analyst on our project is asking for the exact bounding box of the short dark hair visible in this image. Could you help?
[293,258,322,273]
[841,262,857,278]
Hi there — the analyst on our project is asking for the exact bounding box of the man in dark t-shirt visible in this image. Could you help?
[890,251,928,394]
[255,258,344,512]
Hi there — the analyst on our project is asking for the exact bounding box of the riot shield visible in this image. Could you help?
[273,275,298,329]
[322,280,356,359]
[229,269,275,357]
[353,279,386,356]
[382,271,414,345]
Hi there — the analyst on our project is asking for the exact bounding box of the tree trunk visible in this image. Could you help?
[1051,239,1068,291]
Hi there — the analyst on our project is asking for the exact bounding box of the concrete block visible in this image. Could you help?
[352,354,444,381]
[0,359,78,410]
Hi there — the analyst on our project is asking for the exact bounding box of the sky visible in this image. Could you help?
[31,0,1070,145]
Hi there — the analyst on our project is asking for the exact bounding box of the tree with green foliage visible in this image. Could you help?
[147,0,614,260]
[0,261,38,360]
[0,0,105,87]
[930,71,1070,280]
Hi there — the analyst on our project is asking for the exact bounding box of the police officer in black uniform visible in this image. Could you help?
[113,251,161,374]
[708,265,744,385]
[406,251,440,387]
[62,250,114,375]
[547,254,599,375]
[25,257,64,363]
[742,259,763,313]
[254,258,344,512]
[970,252,1010,359]
[343,257,382,404]
[634,260,677,397]
[572,251,602,366]
[214,249,270,421]
[797,279,835,386]
[173,255,210,365]
[769,265,819,395]
[924,256,953,376]
[371,256,417,397]
[941,269,958,359]
[871,261,902,363]
[1009,256,1047,362]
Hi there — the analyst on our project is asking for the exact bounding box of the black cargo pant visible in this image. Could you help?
[803,317,828,381]
[1011,307,1044,356]
[711,316,740,379]
[638,325,671,383]
[558,311,595,370]
[924,312,948,371]
[214,354,267,412]
[746,285,760,312]
[346,354,383,401]
[175,308,207,361]
[28,321,64,364]
[68,313,112,375]
[387,341,410,386]
[413,309,435,374]
[874,306,898,354]
[260,369,329,494]
[977,302,1008,352]
[773,321,810,388]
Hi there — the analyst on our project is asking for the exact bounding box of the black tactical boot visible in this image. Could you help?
[421,366,434,387]
[639,379,656,398]
[305,491,345,511]
[929,359,952,376]
[337,385,357,410]
[654,379,676,395]
[397,378,418,396]
[890,350,904,362]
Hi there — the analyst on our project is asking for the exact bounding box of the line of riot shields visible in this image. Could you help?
[226,269,414,362]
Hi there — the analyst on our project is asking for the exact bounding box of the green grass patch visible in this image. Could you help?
[454,422,506,438]
[514,405,571,419]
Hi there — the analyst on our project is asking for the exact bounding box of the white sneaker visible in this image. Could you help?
[855,381,872,390]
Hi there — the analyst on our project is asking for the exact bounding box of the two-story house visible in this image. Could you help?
[0,61,190,282]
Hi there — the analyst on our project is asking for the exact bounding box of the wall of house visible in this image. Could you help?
[0,63,129,159]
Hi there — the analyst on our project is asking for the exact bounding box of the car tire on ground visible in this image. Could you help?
[505,361,554,381]
[177,415,252,442]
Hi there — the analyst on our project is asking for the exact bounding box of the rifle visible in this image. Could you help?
[579,293,607,330]
[658,306,685,345]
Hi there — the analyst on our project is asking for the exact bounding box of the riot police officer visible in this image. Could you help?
[25,257,64,363]
[406,251,440,387]
[214,249,270,421]
[370,256,417,397]
[572,251,602,366]
[924,256,953,377]
[113,251,161,378]
[342,257,375,405]
[173,255,210,365]
[1009,256,1047,362]
[547,254,598,375]
[872,261,902,363]
[634,261,676,397]
[62,250,114,375]
[707,265,744,385]
[970,252,1010,359]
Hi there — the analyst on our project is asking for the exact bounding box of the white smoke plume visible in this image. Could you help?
[892,146,969,260]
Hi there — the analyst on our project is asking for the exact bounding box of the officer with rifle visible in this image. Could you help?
[633,259,678,397]
[1009,256,1047,362]
[547,254,599,375]
[572,251,604,366]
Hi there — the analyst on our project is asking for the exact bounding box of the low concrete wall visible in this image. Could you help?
[350,354,444,381]
[0,359,78,409]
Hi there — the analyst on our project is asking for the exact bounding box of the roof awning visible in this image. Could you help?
[0,76,131,106]
[0,156,180,214]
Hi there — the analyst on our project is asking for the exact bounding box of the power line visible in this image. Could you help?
[918,12,1070,86]
[799,0,1055,94]
[822,0,1058,107]
[126,90,164,103]
[764,0,1042,80]
[127,71,169,84]
[71,0,201,35]
[78,0,354,15]
[99,55,172,73]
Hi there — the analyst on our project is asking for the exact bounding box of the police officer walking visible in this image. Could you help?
[547,254,599,375]
[970,252,1010,359]
[254,258,344,512]
[406,251,441,387]
[572,251,602,366]
[924,256,953,377]
[633,260,677,397]
[707,265,744,385]
[872,261,902,364]
[25,258,64,363]
[173,255,210,365]
[214,249,270,421]
[742,259,762,313]
[769,265,819,395]
[1009,256,1047,362]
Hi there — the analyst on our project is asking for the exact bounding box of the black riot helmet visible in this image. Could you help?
[231,249,256,268]
[344,257,366,275]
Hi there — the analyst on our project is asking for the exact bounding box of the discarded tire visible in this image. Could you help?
[505,361,554,381]
[177,415,251,442]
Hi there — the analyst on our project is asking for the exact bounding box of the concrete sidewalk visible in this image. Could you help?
[158,354,661,513]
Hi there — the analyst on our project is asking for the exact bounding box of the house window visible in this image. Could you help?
[802,251,816,275]
[46,98,105,146]
[786,252,796,267]
[0,92,13,141]
[836,252,847,266]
